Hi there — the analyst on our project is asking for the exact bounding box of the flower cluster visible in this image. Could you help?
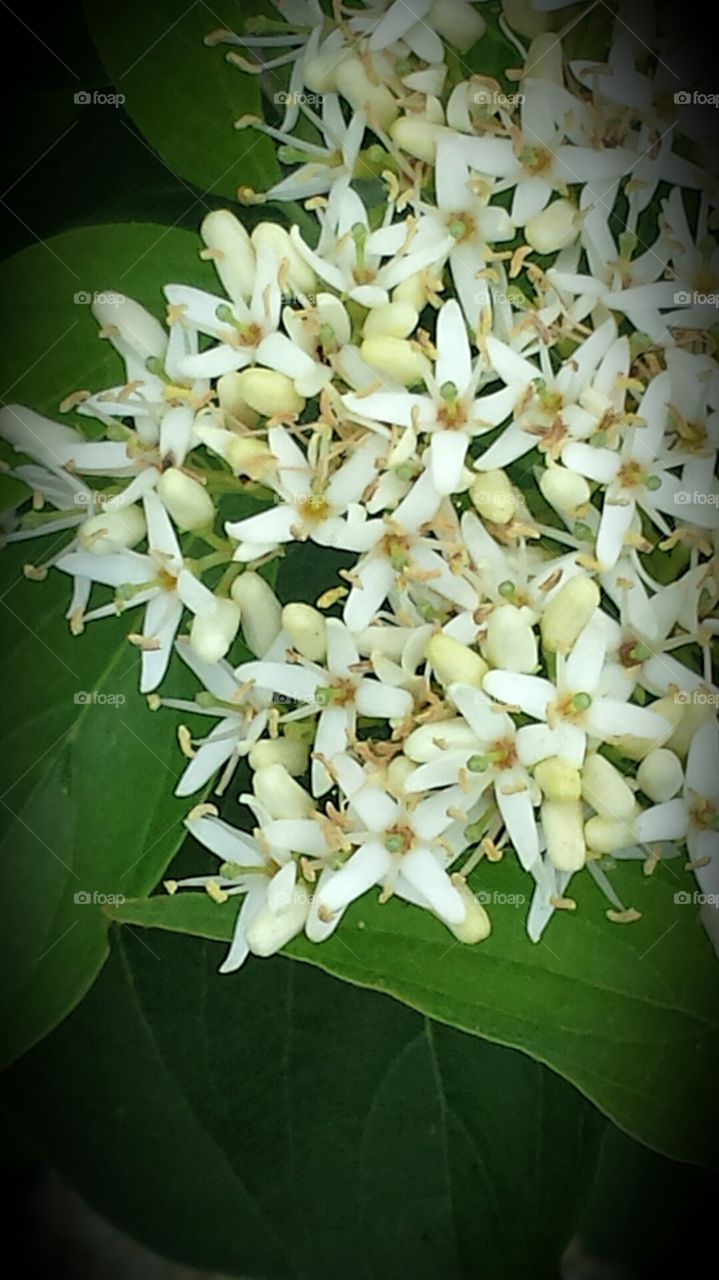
[2,0,718,970]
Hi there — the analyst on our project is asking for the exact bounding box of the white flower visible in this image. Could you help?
[683,717,719,954]
[233,618,414,795]
[484,617,673,767]
[314,752,474,930]
[225,425,383,561]
[55,491,218,691]
[344,298,525,493]
[405,682,544,873]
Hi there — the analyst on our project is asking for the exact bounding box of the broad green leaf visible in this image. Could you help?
[0,224,219,1066]
[110,849,719,1168]
[85,0,279,201]
[3,928,605,1280]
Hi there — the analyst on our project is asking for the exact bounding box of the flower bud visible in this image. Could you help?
[234,368,305,418]
[404,716,479,763]
[217,372,259,428]
[427,633,488,688]
[156,467,215,531]
[616,695,682,760]
[200,209,256,304]
[363,301,419,340]
[470,469,516,525]
[446,877,492,943]
[542,799,586,871]
[481,605,537,673]
[581,752,636,820]
[189,597,240,664]
[304,48,347,93]
[500,0,548,38]
[393,274,428,311]
[248,735,309,776]
[637,748,683,802]
[429,0,486,50]
[386,755,418,797]
[389,114,445,164]
[360,335,427,386]
[251,222,316,296]
[281,602,327,662]
[78,504,146,554]
[666,695,715,757]
[534,756,581,802]
[539,466,591,517]
[540,576,599,654]
[245,881,309,957]
[524,33,564,84]
[92,296,168,361]
[334,54,398,130]
[253,764,315,819]
[525,199,579,255]
[584,815,634,854]
[195,423,274,483]
[231,571,282,655]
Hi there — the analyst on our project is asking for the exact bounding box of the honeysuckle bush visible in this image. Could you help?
[1,0,719,1252]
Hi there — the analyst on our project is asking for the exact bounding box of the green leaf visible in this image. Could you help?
[110,850,719,1168]
[4,927,605,1279]
[0,223,219,1067]
[84,0,279,200]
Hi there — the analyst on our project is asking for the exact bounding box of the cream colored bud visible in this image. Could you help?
[404,716,479,763]
[245,882,310,957]
[92,296,167,361]
[334,55,398,130]
[392,274,427,311]
[281,602,327,662]
[252,764,314,819]
[386,755,417,797]
[78,504,146,554]
[615,695,682,760]
[667,695,715,757]
[539,466,591,517]
[534,757,581,802]
[217,371,259,429]
[542,799,586,871]
[584,815,635,855]
[356,626,414,662]
[195,425,274,482]
[251,222,316,296]
[470,469,516,525]
[481,605,537,673]
[363,301,419,340]
[304,48,346,93]
[447,878,492,943]
[427,633,488,688]
[501,0,548,38]
[581,752,636,820]
[540,576,600,654]
[248,735,309,777]
[430,0,486,50]
[360,335,427,386]
[234,368,305,418]
[230,572,282,656]
[525,199,579,255]
[189,598,241,664]
[200,209,256,304]
[637,749,683,802]
[389,115,444,164]
[156,468,215,532]
[525,33,564,84]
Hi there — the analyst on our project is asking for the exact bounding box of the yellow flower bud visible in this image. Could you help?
[427,633,488,688]
[360,335,428,386]
[156,467,215,531]
[540,576,599,654]
[581,752,636,820]
[234,369,305,418]
[534,757,581,801]
[282,602,327,662]
[470,469,516,525]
